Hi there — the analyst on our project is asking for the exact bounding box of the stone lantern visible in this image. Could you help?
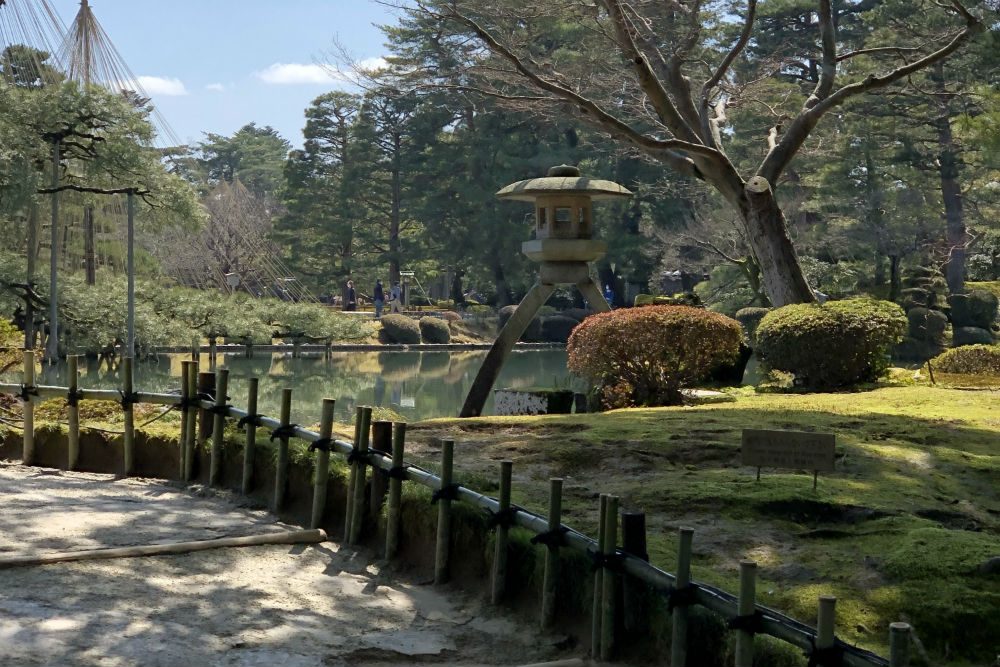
[460,165,632,417]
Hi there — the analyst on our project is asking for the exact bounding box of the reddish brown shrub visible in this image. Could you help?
[567,305,742,407]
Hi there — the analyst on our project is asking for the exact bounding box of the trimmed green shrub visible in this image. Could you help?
[539,315,578,343]
[634,293,702,308]
[380,314,421,344]
[948,290,999,329]
[567,305,742,407]
[952,326,995,347]
[466,305,493,317]
[756,298,906,389]
[906,307,947,343]
[419,316,451,344]
[734,307,770,346]
[931,344,1000,374]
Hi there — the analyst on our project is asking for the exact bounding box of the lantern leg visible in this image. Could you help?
[577,278,612,313]
[460,281,556,418]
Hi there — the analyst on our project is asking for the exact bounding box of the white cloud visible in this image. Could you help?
[357,57,389,73]
[136,76,189,96]
[255,58,389,85]
[205,83,226,92]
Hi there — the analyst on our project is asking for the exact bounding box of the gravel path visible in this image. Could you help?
[0,464,571,666]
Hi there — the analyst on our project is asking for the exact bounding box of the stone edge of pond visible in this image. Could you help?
[154,343,566,353]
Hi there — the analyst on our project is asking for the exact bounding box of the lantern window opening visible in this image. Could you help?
[537,207,548,230]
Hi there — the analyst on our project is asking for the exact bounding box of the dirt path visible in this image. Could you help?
[0,464,572,667]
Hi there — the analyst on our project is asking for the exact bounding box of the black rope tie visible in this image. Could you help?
[387,466,407,481]
[805,639,846,667]
[665,585,698,612]
[308,438,333,453]
[485,505,521,530]
[727,610,766,635]
[237,414,263,430]
[431,483,461,504]
[531,526,570,549]
[66,389,84,407]
[588,547,625,572]
[18,384,38,402]
[118,390,140,410]
[269,424,299,442]
[347,448,372,465]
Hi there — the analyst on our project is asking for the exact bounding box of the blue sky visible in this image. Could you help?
[47,0,400,147]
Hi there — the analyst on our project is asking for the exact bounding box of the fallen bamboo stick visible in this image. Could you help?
[0,528,327,570]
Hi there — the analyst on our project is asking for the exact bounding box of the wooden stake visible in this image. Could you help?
[311,399,335,529]
[273,388,292,512]
[671,527,694,667]
[889,622,911,667]
[621,511,649,638]
[434,438,455,584]
[735,560,758,667]
[369,420,393,520]
[22,350,34,465]
[384,422,406,560]
[490,460,513,605]
[209,337,217,370]
[817,595,836,651]
[348,406,372,544]
[241,377,258,495]
[197,371,215,443]
[67,355,80,470]
[344,406,363,541]
[600,495,619,661]
[541,477,563,630]
[178,361,191,479]
[209,369,229,486]
[183,361,198,481]
[122,356,134,476]
[591,494,608,658]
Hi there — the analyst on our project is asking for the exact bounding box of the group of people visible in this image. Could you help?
[343,279,401,317]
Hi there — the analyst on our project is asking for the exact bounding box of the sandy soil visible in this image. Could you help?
[0,463,573,667]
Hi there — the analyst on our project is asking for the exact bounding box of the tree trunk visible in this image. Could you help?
[84,205,96,285]
[740,177,816,307]
[889,254,901,303]
[493,259,512,307]
[451,269,465,305]
[934,72,965,294]
[389,132,402,285]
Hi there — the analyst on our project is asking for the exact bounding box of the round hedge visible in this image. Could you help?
[380,314,421,344]
[931,345,1000,375]
[734,307,770,346]
[419,316,451,344]
[567,305,742,407]
[756,298,906,389]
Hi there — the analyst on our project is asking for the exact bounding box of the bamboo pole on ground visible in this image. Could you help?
[178,361,191,479]
[491,460,513,605]
[591,494,608,658]
[122,356,135,476]
[735,561,758,667]
[22,350,34,464]
[241,377,259,494]
[273,388,292,512]
[344,406,363,541]
[434,439,454,585]
[540,477,563,630]
[183,361,198,481]
[311,398,335,529]
[671,527,695,667]
[209,369,229,486]
[348,406,373,545]
[889,622,911,667]
[384,422,406,560]
[600,495,619,661]
[66,355,80,471]
[369,420,392,520]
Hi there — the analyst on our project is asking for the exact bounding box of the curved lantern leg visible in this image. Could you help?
[577,278,612,313]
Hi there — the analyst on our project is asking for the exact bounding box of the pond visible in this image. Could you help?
[17,350,576,425]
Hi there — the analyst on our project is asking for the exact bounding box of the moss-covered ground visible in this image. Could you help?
[404,385,1000,665]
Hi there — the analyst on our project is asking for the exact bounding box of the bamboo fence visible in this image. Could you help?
[0,352,915,667]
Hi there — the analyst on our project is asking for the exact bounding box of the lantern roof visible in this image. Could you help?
[496,165,632,202]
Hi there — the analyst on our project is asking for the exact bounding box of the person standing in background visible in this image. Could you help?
[373,279,385,318]
[389,281,402,313]
[344,280,357,312]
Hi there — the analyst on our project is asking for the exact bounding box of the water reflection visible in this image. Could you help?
[17,350,573,424]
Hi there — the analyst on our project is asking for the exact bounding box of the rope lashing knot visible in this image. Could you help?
[118,390,140,410]
[18,384,38,402]
[207,403,230,416]
[66,389,84,407]
[727,610,766,635]
[387,466,408,481]
[308,438,333,453]
[178,396,200,411]
[347,448,371,465]
[588,547,625,572]
[805,639,846,667]
[431,483,461,504]
[237,414,263,430]
[485,505,521,529]
[269,424,299,442]
[531,526,570,549]
[665,584,698,612]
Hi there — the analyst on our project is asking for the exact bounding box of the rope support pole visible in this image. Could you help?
[600,494,619,662]
[183,361,198,481]
[671,527,695,667]
[209,368,229,486]
[66,355,80,471]
[273,388,292,512]
[735,560,758,667]
[344,406,363,541]
[434,439,455,585]
[122,356,135,476]
[21,350,35,464]
[591,494,608,658]
[540,477,563,630]
[384,422,406,560]
[241,377,259,495]
[310,398,335,529]
[348,406,372,545]
[490,460,513,605]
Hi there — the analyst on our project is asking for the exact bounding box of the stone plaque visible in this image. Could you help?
[741,429,836,473]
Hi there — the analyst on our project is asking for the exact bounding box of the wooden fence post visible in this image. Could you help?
[344,406,364,541]
[591,494,609,658]
[621,511,650,639]
[197,371,215,444]
[600,495,619,662]
[735,561,758,667]
[541,477,563,630]
[273,388,292,512]
[241,377,259,495]
[671,527,694,667]
[889,622,911,667]
[369,420,393,520]
[183,361,198,481]
[348,406,372,545]
[66,355,80,471]
[817,595,837,656]
[122,356,135,476]
[311,398,335,529]
[434,439,455,585]
[178,361,191,479]
[384,422,406,560]
[209,368,229,486]
[491,460,513,605]
[209,337,217,370]
[22,350,34,465]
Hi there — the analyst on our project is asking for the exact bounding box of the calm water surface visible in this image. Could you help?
[20,350,574,424]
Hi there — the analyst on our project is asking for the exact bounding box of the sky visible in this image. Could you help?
[46,0,401,148]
